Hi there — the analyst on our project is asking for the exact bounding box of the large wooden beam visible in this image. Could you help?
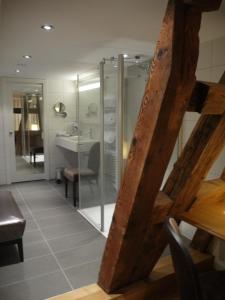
[99,0,205,292]
[49,250,213,300]
[183,0,222,11]
[188,81,225,114]
[221,167,225,181]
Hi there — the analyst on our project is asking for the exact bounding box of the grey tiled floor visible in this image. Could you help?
[0,180,106,300]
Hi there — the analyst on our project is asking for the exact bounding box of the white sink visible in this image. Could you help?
[55,136,98,152]
[68,135,79,141]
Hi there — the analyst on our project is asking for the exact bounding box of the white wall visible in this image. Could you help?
[45,79,77,179]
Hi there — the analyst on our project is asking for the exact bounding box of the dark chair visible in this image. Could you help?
[30,146,44,167]
[63,142,100,207]
[164,217,225,300]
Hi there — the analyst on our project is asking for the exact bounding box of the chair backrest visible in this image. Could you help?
[88,142,100,174]
[164,218,203,300]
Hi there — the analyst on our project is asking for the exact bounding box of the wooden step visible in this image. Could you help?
[48,249,213,300]
[179,179,225,239]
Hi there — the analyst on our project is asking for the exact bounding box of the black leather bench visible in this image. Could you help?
[0,191,26,262]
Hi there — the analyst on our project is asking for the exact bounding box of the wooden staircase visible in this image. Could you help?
[48,0,225,299]
[49,250,213,300]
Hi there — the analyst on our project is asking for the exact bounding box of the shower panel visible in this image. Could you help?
[78,55,158,235]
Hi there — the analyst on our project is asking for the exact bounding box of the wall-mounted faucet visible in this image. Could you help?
[71,121,79,135]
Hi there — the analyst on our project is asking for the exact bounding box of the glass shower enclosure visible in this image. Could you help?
[78,54,179,235]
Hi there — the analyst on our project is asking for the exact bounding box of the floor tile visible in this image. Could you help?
[0,180,105,299]
[15,202,33,219]
[0,254,59,287]
[48,229,104,253]
[16,181,50,193]
[0,271,71,300]
[65,260,101,289]
[0,185,16,191]
[23,230,44,245]
[21,189,62,201]
[26,196,67,212]
[37,212,84,229]
[55,239,105,269]
[25,218,38,232]
[42,219,94,240]
[33,205,75,220]
[24,241,50,260]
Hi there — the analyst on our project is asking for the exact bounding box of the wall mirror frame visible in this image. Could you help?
[2,77,49,184]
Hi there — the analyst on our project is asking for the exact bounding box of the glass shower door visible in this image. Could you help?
[78,72,102,230]
[101,59,119,234]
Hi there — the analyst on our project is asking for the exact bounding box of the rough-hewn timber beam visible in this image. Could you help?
[152,192,173,224]
[98,0,221,292]
[221,167,225,181]
[188,81,225,114]
[183,0,222,11]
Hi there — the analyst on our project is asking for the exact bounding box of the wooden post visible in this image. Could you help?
[99,0,222,293]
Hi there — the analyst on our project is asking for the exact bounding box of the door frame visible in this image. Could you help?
[3,77,50,183]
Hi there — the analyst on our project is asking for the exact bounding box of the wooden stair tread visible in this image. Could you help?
[179,179,225,239]
[48,250,212,300]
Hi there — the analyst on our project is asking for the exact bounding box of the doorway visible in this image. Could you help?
[6,80,47,182]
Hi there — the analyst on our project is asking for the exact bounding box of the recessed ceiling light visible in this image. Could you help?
[41,24,54,31]
[123,54,128,58]
[15,69,21,73]
[23,55,32,59]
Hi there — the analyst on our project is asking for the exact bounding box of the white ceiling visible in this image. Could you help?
[0,0,225,80]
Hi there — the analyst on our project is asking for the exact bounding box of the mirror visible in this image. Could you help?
[54,102,67,117]
[54,102,65,113]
